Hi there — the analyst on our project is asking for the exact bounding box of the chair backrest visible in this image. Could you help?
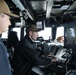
[7,31,19,61]
[7,31,19,49]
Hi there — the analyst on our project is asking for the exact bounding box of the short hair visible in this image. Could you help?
[26,24,41,34]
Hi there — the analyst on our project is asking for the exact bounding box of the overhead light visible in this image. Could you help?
[46,0,53,18]
[26,9,34,20]
[46,6,52,18]
[12,0,25,11]
[60,5,69,10]
[68,1,76,10]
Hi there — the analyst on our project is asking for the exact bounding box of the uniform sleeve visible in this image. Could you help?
[20,42,52,66]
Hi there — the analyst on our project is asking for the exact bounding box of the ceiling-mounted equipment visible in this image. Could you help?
[12,0,34,20]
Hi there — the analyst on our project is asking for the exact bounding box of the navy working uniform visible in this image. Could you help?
[0,37,12,75]
[11,35,52,75]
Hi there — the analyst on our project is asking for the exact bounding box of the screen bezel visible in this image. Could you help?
[64,20,76,51]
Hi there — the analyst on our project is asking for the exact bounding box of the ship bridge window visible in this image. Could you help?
[13,27,21,40]
[56,26,64,39]
[38,27,52,40]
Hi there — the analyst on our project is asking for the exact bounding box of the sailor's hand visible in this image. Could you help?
[51,57,59,62]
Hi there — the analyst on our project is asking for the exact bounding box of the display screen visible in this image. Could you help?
[65,27,76,44]
[64,20,76,51]
[36,20,44,30]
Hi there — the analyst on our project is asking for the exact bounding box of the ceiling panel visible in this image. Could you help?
[5,0,76,27]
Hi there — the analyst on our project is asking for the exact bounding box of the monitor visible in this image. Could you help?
[36,20,44,30]
[64,20,76,51]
